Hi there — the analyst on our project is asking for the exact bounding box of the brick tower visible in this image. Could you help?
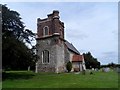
[36,10,65,73]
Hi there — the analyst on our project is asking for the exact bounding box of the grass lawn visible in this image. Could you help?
[2,70,118,88]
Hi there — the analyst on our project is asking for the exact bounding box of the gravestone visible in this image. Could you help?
[102,67,110,72]
[115,67,120,73]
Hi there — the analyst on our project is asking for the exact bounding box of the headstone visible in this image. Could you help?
[102,67,110,72]
[95,68,99,71]
[92,68,94,71]
[28,66,30,71]
[116,67,120,73]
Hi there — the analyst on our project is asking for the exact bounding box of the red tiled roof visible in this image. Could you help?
[72,55,84,62]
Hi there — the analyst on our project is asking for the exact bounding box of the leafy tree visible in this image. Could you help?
[2,4,35,45]
[107,62,116,68]
[2,4,37,70]
[101,63,119,68]
[66,61,72,72]
[83,52,100,69]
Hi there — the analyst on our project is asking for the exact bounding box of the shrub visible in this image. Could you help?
[66,61,72,72]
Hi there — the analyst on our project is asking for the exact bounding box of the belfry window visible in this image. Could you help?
[42,50,49,64]
[43,26,49,36]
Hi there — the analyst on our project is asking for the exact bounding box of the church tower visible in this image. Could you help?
[36,10,65,73]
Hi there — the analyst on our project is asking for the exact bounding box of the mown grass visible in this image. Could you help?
[2,70,119,88]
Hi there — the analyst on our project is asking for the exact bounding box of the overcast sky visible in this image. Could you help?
[2,2,118,65]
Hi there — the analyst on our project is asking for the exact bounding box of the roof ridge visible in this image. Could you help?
[65,40,80,55]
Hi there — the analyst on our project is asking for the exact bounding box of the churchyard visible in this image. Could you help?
[2,69,119,88]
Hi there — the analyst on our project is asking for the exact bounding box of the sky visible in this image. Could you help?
[2,2,118,65]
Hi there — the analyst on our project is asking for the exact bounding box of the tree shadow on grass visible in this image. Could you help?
[2,71,35,81]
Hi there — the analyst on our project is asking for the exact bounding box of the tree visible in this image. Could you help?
[2,4,37,70]
[107,62,116,68]
[2,4,35,45]
[66,61,72,72]
[83,52,100,69]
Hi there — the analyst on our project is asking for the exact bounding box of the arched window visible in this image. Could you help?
[42,50,49,64]
[43,26,49,36]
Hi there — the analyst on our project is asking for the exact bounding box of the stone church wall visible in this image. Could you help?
[36,36,57,72]
[56,43,65,73]
[64,47,70,71]
[36,35,65,72]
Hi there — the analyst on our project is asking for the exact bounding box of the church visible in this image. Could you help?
[36,10,86,73]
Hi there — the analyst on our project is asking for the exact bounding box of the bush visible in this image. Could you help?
[66,61,72,72]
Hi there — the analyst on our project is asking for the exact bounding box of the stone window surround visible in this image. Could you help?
[42,50,50,64]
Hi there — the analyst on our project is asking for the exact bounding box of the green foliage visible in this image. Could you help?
[2,4,37,70]
[66,61,72,72]
[2,35,36,70]
[83,52,100,69]
[101,63,119,68]
[2,4,24,39]
[2,4,35,44]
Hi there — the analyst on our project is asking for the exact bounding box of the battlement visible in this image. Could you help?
[37,10,64,39]
[37,10,60,23]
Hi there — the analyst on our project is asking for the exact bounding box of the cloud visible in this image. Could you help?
[65,29,88,40]
[103,52,118,57]
[98,51,118,64]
